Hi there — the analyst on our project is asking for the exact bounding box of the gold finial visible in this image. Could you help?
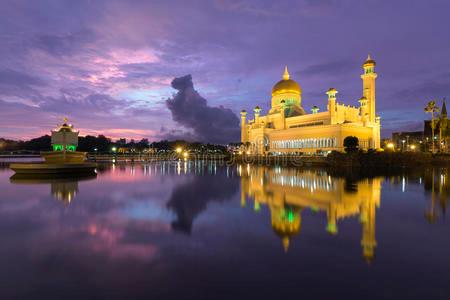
[283,65,290,80]
[367,54,371,61]
[63,117,68,123]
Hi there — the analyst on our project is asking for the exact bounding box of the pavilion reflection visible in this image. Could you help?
[10,174,96,205]
[239,165,380,262]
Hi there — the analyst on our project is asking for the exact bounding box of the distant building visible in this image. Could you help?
[391,131,423,151]
[241,55,381,154]
[117,138,127,145]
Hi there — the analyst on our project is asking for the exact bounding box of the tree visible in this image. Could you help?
[343,136,359,153]
[23,135,51,151]
[425,100,439,153]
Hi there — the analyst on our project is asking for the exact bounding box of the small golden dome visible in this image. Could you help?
[363,54,376,67]
[272,66,301,96]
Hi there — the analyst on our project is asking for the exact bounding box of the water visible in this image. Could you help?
[0,161,449,299]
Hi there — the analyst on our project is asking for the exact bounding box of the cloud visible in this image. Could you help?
[35,29,97,57]
[36,91,121,116]
[167,170,239,233]
[391,72,450,102]
[0,69,44,87]
[166,75,240,144]
[301,59,358,77]
[0,69,46,98]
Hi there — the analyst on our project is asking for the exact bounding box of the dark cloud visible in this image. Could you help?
[0,69,44,87]
[166,75,240,144]
[0,69,46,97]
[37,92,121,116]
[301,59,358,77]
[35,29,97,57]
[167,169,239,233]
[391,72,450,102]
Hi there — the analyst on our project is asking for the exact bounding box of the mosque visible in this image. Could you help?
[241,55,381,154]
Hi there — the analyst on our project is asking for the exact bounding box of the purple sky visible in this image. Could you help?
[1,0,449,142]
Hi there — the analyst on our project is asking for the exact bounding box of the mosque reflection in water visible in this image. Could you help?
[7,161,450,265]
[239,165,380,262]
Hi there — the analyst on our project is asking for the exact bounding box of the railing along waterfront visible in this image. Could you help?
[87,153,328,167]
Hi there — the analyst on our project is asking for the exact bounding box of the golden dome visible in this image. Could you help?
[363,54,376,67]
[272,66,301,96]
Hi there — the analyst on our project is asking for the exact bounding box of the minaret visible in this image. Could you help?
[359,96,369,122]
[326,88,338,124]
[361,54,377,123]
[240,110,247,144]
[254,106,261,123]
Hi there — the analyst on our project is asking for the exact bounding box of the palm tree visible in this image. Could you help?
[425,100,440,153]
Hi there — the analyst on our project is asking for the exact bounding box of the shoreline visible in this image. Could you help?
[2,152,450,168]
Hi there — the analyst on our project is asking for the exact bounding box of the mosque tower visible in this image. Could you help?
[361,55,377,123]
[240,110,247,143]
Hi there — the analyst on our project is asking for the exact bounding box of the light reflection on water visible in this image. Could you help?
[0,161,449,299]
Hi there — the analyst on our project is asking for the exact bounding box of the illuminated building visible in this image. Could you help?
[42,118,87,164]
[240,166,380,262]
[241,56,381,154]
[51,118,79,152]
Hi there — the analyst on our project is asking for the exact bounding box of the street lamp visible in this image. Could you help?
[410,145,416,151]
[176,147,182,154]
[387,143,394,150]
[112,147,117,152]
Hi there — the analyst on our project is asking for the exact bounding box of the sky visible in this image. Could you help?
[0,0,449,143]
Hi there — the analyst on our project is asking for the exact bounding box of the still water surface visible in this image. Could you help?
[0,161,449,299]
